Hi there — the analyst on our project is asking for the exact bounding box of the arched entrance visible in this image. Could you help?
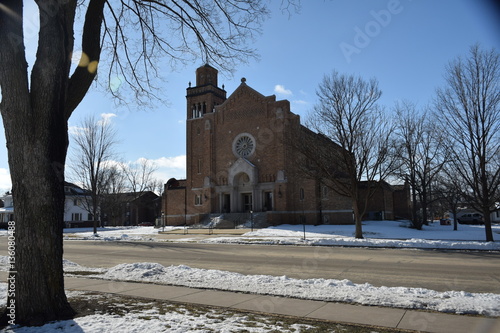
[227,157,258,213]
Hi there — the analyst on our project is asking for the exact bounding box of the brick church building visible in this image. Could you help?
[162,64,358,227]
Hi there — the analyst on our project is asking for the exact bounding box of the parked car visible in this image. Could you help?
[457,213,483,225]
[138,222,154,226]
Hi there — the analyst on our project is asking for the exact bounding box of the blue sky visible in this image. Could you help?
[0,0,499,192]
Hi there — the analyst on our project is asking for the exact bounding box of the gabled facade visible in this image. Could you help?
[63,182,94,227]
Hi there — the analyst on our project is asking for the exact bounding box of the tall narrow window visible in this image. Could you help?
[197,159,202,174]
[264,192,273,211]
[322,186,328,199]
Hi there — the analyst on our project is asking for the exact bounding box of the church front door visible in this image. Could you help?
[242,193,253,212]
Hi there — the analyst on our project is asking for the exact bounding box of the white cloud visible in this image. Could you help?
[69,113,117,136]
[154,155,186,182]
[0,168,12,193]
[99,113,117,124]
[150,155,186,170]
[68,125,85,136]
[274,84,293,96]
[129,156,186,182]
[293,100,308,105]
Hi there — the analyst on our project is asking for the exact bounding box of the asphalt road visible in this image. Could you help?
[44,241,500,294]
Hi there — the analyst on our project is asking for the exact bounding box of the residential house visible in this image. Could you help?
[0,192,14,224]
[0,182,94,228]
[64,182,94,227]
[101,191,159,226]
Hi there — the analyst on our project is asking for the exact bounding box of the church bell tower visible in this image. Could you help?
[185,64,226,212]
[186,64,226,119]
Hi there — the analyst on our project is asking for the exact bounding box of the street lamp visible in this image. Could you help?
[250,210,253,232]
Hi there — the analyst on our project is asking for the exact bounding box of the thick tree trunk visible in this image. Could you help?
[2,117,75,326]
[0,0,78,326]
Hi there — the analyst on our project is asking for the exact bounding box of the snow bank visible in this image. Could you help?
[204,235,500,250]
[91,262,500,317]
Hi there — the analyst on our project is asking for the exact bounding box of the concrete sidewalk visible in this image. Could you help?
[63,276,500,333]
[155,228,255,240]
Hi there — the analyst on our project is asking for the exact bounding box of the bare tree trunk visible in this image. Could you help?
[410,176,421,230]
[2,112,75,326]
[452,206,458,231]
[352,200,363,239]
[0,0,77,325]
[420,187,428,226]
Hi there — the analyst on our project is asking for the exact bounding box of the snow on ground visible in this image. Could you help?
[0,286,315,333]
[4,256,498,318]
[245,220,498,241]
[0,221,499,331]
[61,226,171,241]
[200,221,500,250]
[46,220,500,250]
[0,312,312,333]
[66,260,498,317]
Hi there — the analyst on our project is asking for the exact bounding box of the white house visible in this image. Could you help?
[0,193,14,223]
[63,182,94,227]
[492,207,500,224]
[0,182,94,227]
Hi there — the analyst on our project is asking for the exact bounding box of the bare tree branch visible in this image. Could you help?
[69,115,119,234]
[302,71,394,238]
[435,44,500,242]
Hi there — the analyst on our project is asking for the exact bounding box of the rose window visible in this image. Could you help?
[233,134,255,157]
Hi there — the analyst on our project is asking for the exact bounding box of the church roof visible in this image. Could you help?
[201,63,216,69]
[217,77,271,109]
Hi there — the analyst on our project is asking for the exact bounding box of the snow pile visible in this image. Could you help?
[201,235,500,250]
[62,259,106,274]
[62,226,161,241]
[94,262,500,317]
